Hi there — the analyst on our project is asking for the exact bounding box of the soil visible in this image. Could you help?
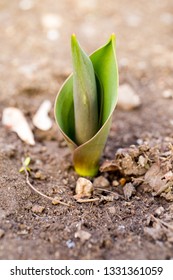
[0,0,173,260]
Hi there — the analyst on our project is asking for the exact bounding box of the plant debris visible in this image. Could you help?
[20,158,70,207]
[100,142,173,201]
[123,183,136,200]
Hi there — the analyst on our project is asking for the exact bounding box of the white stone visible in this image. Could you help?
[75,177,93,199]
[33,100,52,131]
[19,0,34,10]
[41,14,62,29]
[74,230,91,243]
[117,84,141,110]
[2,107,35,145]
[162,89,173,99]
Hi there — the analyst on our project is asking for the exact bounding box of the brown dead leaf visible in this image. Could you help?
[144,163,166,192]
[123,183,136,200]
[100,146,147,176]
[144,163,173,197]
[99,160,119,172]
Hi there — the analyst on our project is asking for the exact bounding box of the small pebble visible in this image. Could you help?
[154,206,165,217]
[31,204,45,214]
[2,107,35,145]
[66,239,75,249]
[93,176,110,188]
[117,225,125,232]
[41,14,62,29]
[117,84,141,110]
[162,89,173,99]
[112,180,119,187]
[74,230,91,243]
[74,177,93,199]
[33,100,52,131]
[34,171,46,180]
[136,138,144,145]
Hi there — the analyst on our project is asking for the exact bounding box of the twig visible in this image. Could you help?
[95,187,124,199]
[76,198,100,203]
[22,160,70,207]
[151,215,173,231]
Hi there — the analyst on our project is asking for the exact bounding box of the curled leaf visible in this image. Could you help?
[19,157,31,173]
[55,34,118,177]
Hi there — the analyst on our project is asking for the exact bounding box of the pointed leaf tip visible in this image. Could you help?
[109,33,116,44]
[71,33,98,145]
[71,33,76,42]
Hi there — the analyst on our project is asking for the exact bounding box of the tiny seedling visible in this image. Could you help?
[55,34,118,177]
[19,157,69,206]
[19,156,31,173]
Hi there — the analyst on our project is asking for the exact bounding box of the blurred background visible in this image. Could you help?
[0,0,172,102]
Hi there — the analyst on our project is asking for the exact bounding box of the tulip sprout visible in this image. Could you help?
[55,34,118,177]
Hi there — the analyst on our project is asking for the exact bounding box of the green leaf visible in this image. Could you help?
[24,157,31,167]
[54,34,118,177]
[71,34,98,145]
[19,157,31,173]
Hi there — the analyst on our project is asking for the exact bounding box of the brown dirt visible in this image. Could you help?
[0,0,173,260]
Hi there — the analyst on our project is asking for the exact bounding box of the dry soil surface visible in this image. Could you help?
[0,0,173,260]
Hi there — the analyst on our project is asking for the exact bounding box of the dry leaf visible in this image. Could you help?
[123,183,136,200]
[144,163,166,192]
